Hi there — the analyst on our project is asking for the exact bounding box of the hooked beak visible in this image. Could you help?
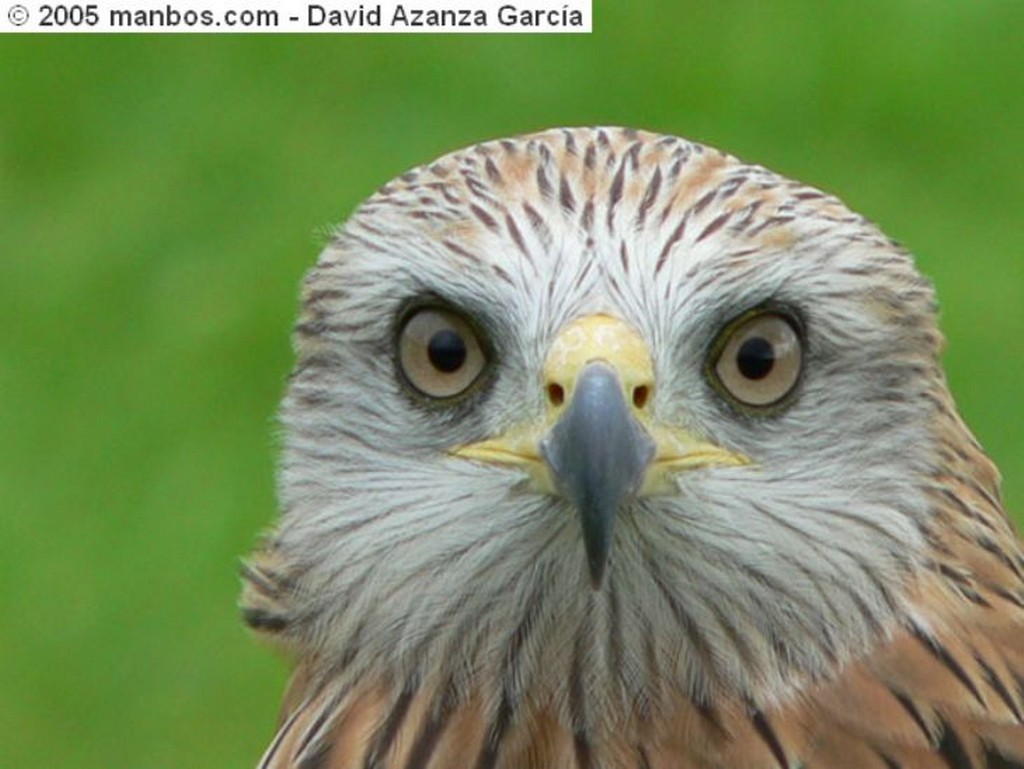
[540,361,655,587]
[451,315,749,588]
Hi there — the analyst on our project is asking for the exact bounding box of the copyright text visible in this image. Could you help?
[1,0,592,32]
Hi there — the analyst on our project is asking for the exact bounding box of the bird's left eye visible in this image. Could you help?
[397,307,487,399]
[711,311,803,408]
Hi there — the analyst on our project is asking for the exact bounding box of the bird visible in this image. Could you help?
[241,127,1024,768]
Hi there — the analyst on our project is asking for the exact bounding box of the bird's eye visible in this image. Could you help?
[711,312,803,408]
[398,307,487,399]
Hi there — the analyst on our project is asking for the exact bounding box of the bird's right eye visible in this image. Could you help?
[397,307,487,399]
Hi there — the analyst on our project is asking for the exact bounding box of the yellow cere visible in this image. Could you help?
[542,314,654,407]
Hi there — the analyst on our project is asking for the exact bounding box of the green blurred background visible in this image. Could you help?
[2,2,1023,766]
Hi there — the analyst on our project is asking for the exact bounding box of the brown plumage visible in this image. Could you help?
[244,128,1024,768]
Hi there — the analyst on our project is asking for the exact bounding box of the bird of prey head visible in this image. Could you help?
[244,128,1024,769]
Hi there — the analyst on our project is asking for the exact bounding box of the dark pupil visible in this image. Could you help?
[736,336,775,380]
[427,329,467,373]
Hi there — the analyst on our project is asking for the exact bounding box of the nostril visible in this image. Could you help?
[632,385,650,409]
[547,382,565,406]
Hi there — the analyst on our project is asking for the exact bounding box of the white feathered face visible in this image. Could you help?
[268,128,951,703]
